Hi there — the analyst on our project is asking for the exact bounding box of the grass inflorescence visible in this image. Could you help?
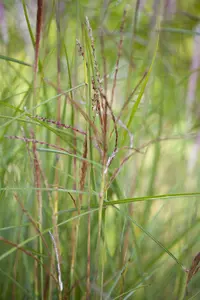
[0,1,200,299]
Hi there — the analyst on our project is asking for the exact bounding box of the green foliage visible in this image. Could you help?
[0,0,200,299]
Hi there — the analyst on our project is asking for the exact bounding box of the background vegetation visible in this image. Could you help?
[0,0,200,299]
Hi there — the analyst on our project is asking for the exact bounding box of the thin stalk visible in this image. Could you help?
[86,185,91,300]
[33,0,44,112]
[69,4,81,297]
[52,2,62,299]
[97,167,107,298]
[84,19,92,297]
[31,131,44,300]
[12,212,24,300]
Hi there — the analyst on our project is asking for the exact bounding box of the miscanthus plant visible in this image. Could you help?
[0,0,200,299]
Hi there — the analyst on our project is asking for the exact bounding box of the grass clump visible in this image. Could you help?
[0,0,200,299]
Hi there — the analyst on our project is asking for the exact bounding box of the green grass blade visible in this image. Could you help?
[104,192,200,206]
[0,55,31,67]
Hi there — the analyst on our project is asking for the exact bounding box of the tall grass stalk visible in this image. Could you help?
[1,1,200,299]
